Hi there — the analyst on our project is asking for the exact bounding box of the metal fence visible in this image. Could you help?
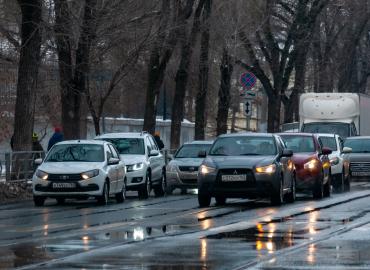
[0,151,44,182]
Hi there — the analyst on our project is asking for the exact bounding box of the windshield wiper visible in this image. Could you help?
[209,153,228,156]
[240,153,262,156]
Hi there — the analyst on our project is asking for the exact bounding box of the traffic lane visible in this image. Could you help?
[10,187,370,270]
[41,190,370,270]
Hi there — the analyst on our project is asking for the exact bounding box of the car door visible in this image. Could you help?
[105,145,118,194]
[109,144,124,192]
[147,135,162,182]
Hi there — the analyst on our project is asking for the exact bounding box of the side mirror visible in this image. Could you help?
[281,149,293,157]
[149,150,159,157]
[342,147,352,154]
[322,147,333,155]
[198,150,207,158]
[34,158,43,165]
[108,157,120,165]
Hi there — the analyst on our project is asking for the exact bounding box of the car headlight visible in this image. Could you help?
[126,163,144,172]
[255,164,276,174]
[199,164,216,175]
[167,163,177,172]
[304,159,319,170]
[36,170,49,180]
[81,169,99,180]
[330,157,340,166]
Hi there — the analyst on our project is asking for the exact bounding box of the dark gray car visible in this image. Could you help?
[197,133,296,207]
[343,136,370,180]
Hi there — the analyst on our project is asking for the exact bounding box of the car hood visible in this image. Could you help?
[39,162,103,174]
[206,156,276,169]
[119,155,146,165]
[347,153,370,162]
[291,153,317,164]
[170,158,204,167]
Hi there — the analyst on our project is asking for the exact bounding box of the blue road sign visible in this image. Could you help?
[240,72,256,90]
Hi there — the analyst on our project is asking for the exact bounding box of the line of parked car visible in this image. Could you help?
[32,130,370,207]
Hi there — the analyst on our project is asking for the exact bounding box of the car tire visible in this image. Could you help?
[139,173,151,199]
[97,182,109,205]
[56,198,65,205]
[333,172,345,193]
[271,178,284,206]
[198,193,211,207]
[285,174,296,203]
[33,196,45,207]
[313,174,324,199]
[115,178,126,203]
[323,173,331,197]
[344,173,351,191]
[180,188,187,195]
[154,172,166,197]
[215,196,227,206]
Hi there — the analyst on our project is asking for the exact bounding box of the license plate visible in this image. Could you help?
[52,182,76,189]
[352,172,370,176]
[221,174,247,182]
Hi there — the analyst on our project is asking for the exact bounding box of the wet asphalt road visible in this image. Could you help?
[2,183,370,269]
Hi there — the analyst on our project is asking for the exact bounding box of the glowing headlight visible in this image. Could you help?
[256,164,276,174]
[81,169,99,180]
[304,159,319,170]
[199,164,216,175]
[126,163,144,172]
[330,157,340,166]
[36,170,49,180]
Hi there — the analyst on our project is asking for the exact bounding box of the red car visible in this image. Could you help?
[278,133,332,199]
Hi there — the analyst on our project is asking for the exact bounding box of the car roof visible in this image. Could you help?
[277,132,314,137]
[184,140,214,145]
[345,136,370,140]
[55,140,107,145]
[219,132,274,138]
[95,132,148,139]
[315,133,338,138]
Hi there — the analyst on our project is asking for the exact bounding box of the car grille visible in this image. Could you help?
[179,166,199,172]
[181,179,197,185]
[48,174,83,182]
[350,162,370,172]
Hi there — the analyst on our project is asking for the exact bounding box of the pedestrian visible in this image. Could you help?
[154,131,164,150]
[48,127,64,151]
[32,132,45,158]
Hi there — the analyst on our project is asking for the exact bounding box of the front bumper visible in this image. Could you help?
[32,175,104,197]
[166,171,198,189]
[295,168,321,190]
[125,169,146,190]
[198,169,280,198]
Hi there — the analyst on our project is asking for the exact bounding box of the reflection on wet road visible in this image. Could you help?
[2,183,370,269]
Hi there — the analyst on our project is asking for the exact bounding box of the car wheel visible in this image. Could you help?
[56,198,65,205]
[139,173,151,199]
[180,188,187,195]
[344,173,351,191]
[285,174,296,203]
[323,173,331,197]
[313,174,324,199]
[33,196,45,207]
[154,172,166,197]
[165,185,174,195]
[198,184,211,207]
[115,178,126,203]
[215,196,227,206]
[271,178,284,206]
[97,182,109,205]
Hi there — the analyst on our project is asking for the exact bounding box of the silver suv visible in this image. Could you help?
[95,132,166,199]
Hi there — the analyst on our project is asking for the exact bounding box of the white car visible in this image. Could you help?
[95,132,166,199]
[316,133,350,191]
[32,140,126,206]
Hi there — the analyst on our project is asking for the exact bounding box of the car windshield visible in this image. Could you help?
[302,122,349,138]
[319,137,337,151]
[175,144,212,158]
[344,139,370,153]
[209,136,277,156]
[45,144,104,162]
[280,135,315,153]
[99,138,145,155]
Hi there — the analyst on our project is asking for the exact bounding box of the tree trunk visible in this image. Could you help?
[170,0,203,149]
[13,0,42,151]
[216,48,233,136]
[267,93,281,132]
[194,0,212,140]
